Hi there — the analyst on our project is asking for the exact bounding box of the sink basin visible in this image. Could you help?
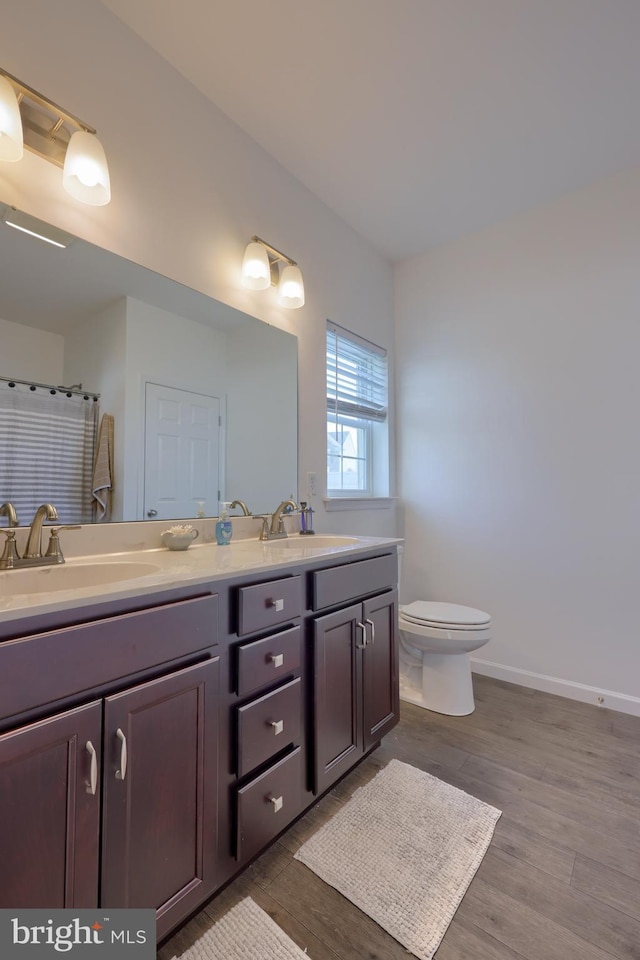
[0,561,161,597]
[266,536,362,549]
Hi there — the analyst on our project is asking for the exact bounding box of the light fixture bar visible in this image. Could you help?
[0,67,96,168]
[1,205,75,248]
[251,235,297,267]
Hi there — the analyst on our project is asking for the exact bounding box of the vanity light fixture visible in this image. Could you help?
[241,236,305,308]
[0,67,111,206]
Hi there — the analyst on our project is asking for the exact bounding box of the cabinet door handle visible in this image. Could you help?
[269,795,284,813]
[269,598,284,612]
[85,740,98,796]
[366,618,376,645]
[356,622,368,649]
[270,653,284,668]
[270,720,284,736]
[115,728,127,781]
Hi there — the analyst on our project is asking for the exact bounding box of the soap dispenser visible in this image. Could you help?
[215,503,233,546]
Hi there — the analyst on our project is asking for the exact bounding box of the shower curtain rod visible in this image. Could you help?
[0,375,100,400]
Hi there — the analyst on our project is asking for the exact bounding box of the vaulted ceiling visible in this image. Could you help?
[101,0,640,261]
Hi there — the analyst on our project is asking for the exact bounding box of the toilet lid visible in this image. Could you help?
[400,601,491,627]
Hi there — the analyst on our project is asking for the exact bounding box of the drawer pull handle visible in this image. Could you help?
[366,618,376,645]
[356,622,368,649]
[115,728,127,781]
[270,720,284,736]
[269,795,284,813]
[269,598,284,612]
[270,653,284,668]
[86,740,98,796]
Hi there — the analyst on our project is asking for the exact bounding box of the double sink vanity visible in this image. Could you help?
[0,522,400,941]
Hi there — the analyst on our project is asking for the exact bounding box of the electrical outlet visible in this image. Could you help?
[307,471,318,497]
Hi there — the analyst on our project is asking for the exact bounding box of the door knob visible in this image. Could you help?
[147,509,158,517]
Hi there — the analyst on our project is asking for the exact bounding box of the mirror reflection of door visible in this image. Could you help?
[144,383,221,521]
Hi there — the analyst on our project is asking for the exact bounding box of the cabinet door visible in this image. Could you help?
[313,602,364,794]
[362,590,400,752]
[0,701,101,908]
[101,658,219,939]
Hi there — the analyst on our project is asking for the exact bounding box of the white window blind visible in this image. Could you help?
[326,323,387,423]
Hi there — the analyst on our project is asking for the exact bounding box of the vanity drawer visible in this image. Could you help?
[237,576,302,636]
[236,677,302,776]
[236,747,302,861]
[0,594,218,723]
[236,625,301,696]
[312,554,397,611]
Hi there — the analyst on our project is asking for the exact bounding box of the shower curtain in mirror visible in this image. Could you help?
[0,381,98,526]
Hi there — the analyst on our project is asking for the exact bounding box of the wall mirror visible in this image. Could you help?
[0,203,298,523]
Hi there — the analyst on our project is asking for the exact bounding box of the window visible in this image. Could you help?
[326,321,388,498]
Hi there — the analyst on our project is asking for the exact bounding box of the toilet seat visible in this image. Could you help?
[400,601,490,629]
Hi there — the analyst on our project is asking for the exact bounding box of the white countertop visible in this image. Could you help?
[0,535,401,625]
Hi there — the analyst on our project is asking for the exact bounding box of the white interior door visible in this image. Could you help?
[144,382,221,520]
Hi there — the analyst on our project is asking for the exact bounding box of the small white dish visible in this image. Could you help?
[161,526,199,551]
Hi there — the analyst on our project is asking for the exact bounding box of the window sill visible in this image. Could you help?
[323,497,397,512]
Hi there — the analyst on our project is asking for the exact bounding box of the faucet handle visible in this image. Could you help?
[0,530,21,569]
[44,525,81,563]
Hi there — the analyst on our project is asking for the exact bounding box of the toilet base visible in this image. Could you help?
[399,651,476,716]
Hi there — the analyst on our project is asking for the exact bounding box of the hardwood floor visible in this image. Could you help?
[158,675,640,960]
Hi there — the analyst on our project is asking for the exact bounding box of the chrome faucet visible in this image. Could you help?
[229,499,251,516]
[0,502,18,527]
[260,499,299,541]
[24,503,59,559]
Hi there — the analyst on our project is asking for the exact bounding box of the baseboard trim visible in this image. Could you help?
[471,657,640,717]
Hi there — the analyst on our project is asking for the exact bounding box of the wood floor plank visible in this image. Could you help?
[404,711,548,779]
[541,760,640,818]
[461,753,640,847]
[277,791,345,854]
[224,885,344,960]
[571,855,640,923]
[491,818,576,883]
[417,761,640,882]
[457,878,617,960]
[476,846,640,960]
[506,715,640,774]
[243,839,291,889]
[610,712,640,741]
[267,859,412,960]
[436,916,535,960]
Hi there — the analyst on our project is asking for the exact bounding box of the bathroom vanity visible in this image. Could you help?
[0,535,399,940]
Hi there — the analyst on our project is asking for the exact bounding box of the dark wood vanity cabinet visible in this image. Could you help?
[0,591,220,939]
[312,589,399,794]
[101,658,220,939]
[0,545,399,941]
[0,701,102,909]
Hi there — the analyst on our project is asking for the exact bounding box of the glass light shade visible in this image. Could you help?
[62,131,111,206]
[277,264,305,308]
[0,75,24,162]
[242,241,271,290]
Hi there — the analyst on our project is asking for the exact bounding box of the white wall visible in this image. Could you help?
[225,323,298,514]
[64,299,128,519]
[395,165,640,713]
[2,0,396,535]
[1,317,64,383]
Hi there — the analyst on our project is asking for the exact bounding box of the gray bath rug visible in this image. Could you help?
[170,897,308,959]
[294,758,502,960]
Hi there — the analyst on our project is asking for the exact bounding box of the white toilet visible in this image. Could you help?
[398,601,491,716]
